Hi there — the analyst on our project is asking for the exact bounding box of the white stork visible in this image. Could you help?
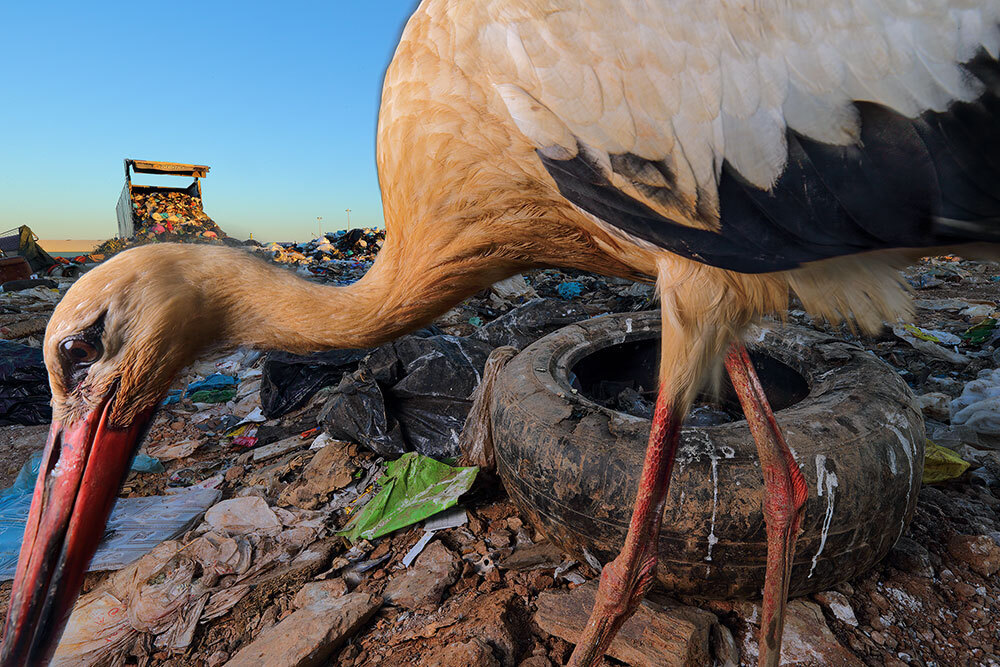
[3,2,999,665]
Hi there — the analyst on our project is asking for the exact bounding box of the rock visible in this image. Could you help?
[224,592,381,667]
[459,589,530,667]
[736,600,862,666]
[384,541,460,610]
[206,650,230,667]
[528,571,554,592]
[0,316,50,339]
[146,438,201,461]
[418,638,500,667]
[498,541,563,571]
[487,529,512,548]
[286,538,340,579]
[293,579,349,609]
[535,581,716,666]
[712,623,739,666]
[517,657,552,667]
[205,497,282,536]
[814,591,859,627]
[914,392,952,421]
[833,582,854,596]
[253,435,308,463]
[947,533,1000,577]
[278,439,356,509]
[889,536,934,578]
[953,581,977,599]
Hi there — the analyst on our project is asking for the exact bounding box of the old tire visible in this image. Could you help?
[491,312,924,599]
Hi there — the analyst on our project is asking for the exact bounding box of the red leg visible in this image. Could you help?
[724,344,808,667]
[568,390,681,667]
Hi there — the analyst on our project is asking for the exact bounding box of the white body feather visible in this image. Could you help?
[450,0,1000,219]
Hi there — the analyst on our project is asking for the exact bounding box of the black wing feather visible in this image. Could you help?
[539,52,1000,274]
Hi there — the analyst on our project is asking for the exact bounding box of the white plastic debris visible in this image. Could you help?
[951,369,1000,435]
[401,508,468,568]
[236,406,267,427]
[145,438,201,461]
[892,324,969,364]
[961,304,997,319]
[205,497,282,536]
[310,432,334,450]
[491,274,537,301]
[401,532,436,568]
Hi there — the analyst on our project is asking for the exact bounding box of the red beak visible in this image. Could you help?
[0,393,153,666]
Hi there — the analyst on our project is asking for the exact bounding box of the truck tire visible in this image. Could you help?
[491,312,924,599]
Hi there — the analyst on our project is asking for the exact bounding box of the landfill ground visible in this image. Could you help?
[0,237,999,666]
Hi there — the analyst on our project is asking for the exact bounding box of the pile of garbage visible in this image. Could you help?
[259,228,386,285]
[1,245,1000,666]
[130,191,228,242]
[93,236,130,256]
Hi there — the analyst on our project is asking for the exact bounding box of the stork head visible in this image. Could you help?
[0,245,222,665]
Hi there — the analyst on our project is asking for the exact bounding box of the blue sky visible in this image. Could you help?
[0,1,420,242]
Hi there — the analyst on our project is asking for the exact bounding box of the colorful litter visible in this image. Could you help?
[339,453,478,542]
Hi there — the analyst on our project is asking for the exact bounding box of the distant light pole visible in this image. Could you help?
[316,216,323,238]
[345,209,352,229]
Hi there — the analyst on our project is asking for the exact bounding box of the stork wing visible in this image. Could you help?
[475,1,1000,271]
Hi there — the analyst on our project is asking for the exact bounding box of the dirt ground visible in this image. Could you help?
[0,252,998,666]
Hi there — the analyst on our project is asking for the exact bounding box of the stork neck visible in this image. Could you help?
[219,241,484,353]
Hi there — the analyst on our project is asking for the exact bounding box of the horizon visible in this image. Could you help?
[0,1,420,243]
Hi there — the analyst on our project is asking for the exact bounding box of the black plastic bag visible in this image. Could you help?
[260,348,371,419]
[259,327,446,420]
[472,298,591,349]
[321,335,494,459]
[318,372,407,456]
[0,341,52,426]
[318,299,594,459]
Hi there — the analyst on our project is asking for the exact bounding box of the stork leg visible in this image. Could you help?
[567,391,681,667]
[724,344,808,667]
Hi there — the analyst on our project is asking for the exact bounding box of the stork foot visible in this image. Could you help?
[567,392,681,667]
[566,547,658,667]
[725,344,808,667]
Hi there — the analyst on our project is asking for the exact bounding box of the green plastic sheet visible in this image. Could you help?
[187,387,237,404]
[340,453,477,542]
[960,318,997,346]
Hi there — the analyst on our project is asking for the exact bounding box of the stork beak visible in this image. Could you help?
[0,393,154,667]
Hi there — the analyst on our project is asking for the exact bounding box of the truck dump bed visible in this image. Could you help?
[115,159,227,240]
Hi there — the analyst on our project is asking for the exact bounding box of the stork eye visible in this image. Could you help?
[60,339,100,365]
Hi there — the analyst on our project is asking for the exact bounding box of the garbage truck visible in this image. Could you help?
[114,159,225,240]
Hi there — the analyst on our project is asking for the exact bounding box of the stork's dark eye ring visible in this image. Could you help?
[60,339,101,366]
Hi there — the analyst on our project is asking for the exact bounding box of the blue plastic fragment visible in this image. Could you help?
[0,450,165,563]
[131,453,165,473]
[556,281,584,299]
[184,373,237,397]
[162,389,183,406]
